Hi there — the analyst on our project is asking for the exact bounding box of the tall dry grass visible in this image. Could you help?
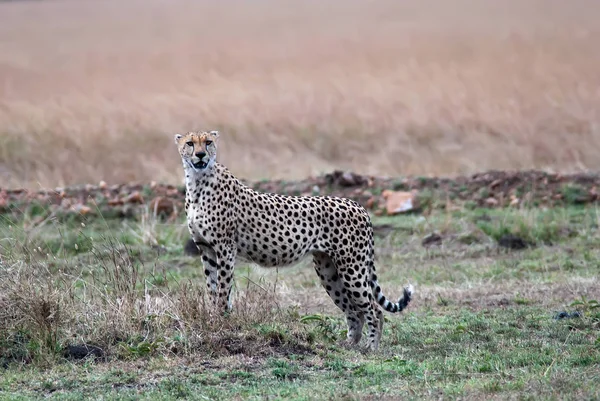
[0,216,306,364]
[1,0,600,189]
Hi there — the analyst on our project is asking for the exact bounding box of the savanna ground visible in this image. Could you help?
[1,180,599,400]
[1,0,600,400]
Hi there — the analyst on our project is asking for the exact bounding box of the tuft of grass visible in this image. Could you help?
[300,314,343,344]
[560,184,590,205]
[0,213,317,370]
[269,358,302,381]
[570,295,600,314]
[475,208,577,246]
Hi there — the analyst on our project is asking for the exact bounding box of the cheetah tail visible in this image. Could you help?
[371,279,414,313]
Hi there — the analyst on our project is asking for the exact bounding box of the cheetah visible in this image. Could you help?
[174,130,413,351]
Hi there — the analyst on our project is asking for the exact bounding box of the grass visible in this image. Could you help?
[2,0,600,188]
[1,202,599,400]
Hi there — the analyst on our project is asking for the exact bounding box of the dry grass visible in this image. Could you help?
[1,0,600,188]
[0,235,306,365]
[1,200,600,398]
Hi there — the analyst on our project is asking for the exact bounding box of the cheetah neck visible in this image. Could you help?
[184,161,219,189]
[187,162,240,201]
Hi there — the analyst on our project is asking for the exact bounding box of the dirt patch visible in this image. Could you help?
[418,279,600,311]
[2,170,600,219]
[206,330,316,359]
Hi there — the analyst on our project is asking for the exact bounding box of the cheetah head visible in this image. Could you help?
[174,130,219,172]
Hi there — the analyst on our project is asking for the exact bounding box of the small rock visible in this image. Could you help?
[108,198,124,206]
[64,344,104,360]
[422,233,442,247]
[71,204,92,215]
[98,180,107,189]
[382,190,418,215]
[373,224,396,237]
[485,197,498,206]
[324,170,366,187]
[497,298,511,306]
[489,179,502,189]
[341,172,357,186]
[166,188,180,197]
[497,234,528,250]
[553,311,582,320]
[123,191,144,204]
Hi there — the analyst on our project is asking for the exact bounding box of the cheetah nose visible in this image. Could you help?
[195,151,206,159]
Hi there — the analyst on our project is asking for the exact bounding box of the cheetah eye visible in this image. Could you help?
[205,140,213,146]
[185,141,194,147]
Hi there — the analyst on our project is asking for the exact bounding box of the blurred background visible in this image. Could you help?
[1,0,600,189]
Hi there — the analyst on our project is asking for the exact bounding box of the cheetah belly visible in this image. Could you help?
[236,230,317,268]
[235,217,322,268]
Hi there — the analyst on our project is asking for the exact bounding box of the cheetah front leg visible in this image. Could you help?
[195,241,237,313]
[209,243,237,313]
[194,241,220,308]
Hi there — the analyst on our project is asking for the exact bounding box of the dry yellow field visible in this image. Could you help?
[1,0,600,189]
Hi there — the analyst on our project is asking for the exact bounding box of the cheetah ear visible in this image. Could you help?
[209,130,220,139]
[174,134,182,144]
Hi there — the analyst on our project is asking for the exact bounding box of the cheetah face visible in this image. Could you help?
[174,131,219,171]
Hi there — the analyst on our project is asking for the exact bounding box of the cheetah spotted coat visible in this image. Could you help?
[175,131,413,351]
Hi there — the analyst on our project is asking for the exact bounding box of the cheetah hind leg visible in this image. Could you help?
[342,274,383,352]
[343,310,365,347]
[313,252,364,347]
[374,302,384,349]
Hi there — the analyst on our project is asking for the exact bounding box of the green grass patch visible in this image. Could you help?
[1,205,599,399]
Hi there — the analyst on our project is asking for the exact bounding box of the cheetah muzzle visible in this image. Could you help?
[174,130,414,352]
[192,159,208,170]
